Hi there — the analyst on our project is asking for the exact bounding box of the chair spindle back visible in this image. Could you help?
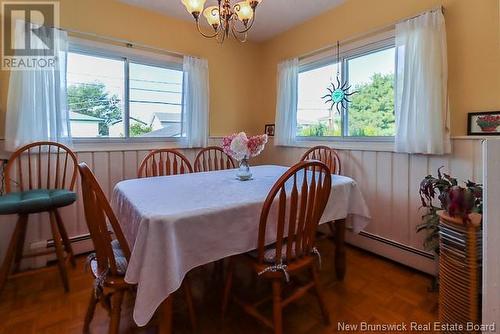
[257,161,332,266]
[5,141,78,193]
[137,149,193,178]
[300,146,341,175]
[194,146,235,172]
[78,162,131,277]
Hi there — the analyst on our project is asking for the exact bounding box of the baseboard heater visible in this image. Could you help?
[27,233,94,268]
[45,231,434,261]
[357,230,434,260]
[46,233,92,248]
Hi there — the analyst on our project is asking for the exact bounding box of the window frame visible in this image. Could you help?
[296,29,396,143]
[67,38,185,144]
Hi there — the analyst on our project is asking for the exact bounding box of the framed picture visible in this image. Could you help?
[468,111,500,135]
[265,124,275,137]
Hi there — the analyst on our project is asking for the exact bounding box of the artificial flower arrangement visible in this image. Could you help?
[418,167,483,254]
[222,132,268,180]
[222,132,268,161]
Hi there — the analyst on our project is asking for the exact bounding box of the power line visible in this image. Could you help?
[68,99,122,106]
[129,78,182,85]
[68,82,182,95]
[129,100,182,106]
[69,107,120,113]
[130,87,182,94]
[68,71,182,86]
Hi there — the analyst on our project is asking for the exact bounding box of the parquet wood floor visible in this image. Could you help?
[0,241,438,333]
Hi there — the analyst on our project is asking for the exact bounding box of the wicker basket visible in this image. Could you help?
[438,211,482,333]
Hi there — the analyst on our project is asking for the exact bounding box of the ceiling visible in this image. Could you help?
[119,0,346,42]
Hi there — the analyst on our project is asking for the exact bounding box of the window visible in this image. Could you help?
[67,41,184,139]
[297,35,396,139]
[129,63,183,138]
[67,53,125,138]
[298,63,342,137]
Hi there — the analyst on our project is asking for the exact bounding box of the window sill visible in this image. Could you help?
[273,135,487,153]
[72,137,190,153]
[289,137,395,152]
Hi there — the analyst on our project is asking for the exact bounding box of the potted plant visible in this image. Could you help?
[418,167,483,253]
[420,168,483,325]
[418,168,482,291]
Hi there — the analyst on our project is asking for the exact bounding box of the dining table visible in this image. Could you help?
[112,165,371,332]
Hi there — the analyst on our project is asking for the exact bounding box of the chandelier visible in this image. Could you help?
[181,0,262,43]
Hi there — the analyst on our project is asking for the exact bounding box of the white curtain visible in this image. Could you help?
[183,56,209,148]
[395,10,450,154]
[5,22,71,152]
[274,58,299,146]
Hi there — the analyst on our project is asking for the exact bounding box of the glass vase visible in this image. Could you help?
[236,158,252,181]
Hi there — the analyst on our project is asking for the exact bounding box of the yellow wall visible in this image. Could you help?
[0,0,262,138]
[1,0,499,138]
[254,0,500,136]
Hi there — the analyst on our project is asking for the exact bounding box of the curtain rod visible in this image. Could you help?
[54,26,190,59]
[299,6,445,61]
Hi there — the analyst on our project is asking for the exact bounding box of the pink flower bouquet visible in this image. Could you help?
[222,132,268,162]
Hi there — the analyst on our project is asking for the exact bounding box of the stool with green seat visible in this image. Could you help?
[0,141,78,293]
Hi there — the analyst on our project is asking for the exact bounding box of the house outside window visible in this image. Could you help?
[297,30,396,140]
[67,38,184,140]
[69,111,104,137]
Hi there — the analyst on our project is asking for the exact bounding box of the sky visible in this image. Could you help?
[67,52,183,135]
[298,47,395,123]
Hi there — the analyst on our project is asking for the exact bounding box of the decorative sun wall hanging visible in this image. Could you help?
[322,41,357,113]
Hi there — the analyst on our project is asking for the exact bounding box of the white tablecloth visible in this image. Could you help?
[112,165,370,326]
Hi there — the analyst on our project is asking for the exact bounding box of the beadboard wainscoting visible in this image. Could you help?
[0,139,224,269]
[0,138,483,275]
[253,137,483,275]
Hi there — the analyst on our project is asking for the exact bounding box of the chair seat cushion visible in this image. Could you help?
[90,240,128,277]
[90,257,128,277]
[111,239,125,257]
[0,189,77,215]
[248,243,296,263]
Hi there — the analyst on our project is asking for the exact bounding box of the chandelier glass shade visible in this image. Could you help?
[181,0,262,43]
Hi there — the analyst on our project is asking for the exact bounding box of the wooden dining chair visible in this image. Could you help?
[300,145,341,175]
[194,146,235,172]
[300,145,341,238]
[78,162,197,333]
[0,141,78,294]
[137,149,193,178]
[222,161,332,334]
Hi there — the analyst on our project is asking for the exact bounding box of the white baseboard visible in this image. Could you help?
[27,234,94,269]
[346,231,438,275]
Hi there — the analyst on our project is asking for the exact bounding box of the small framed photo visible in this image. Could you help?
[265,124,275,137]
[468,111,500,135]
